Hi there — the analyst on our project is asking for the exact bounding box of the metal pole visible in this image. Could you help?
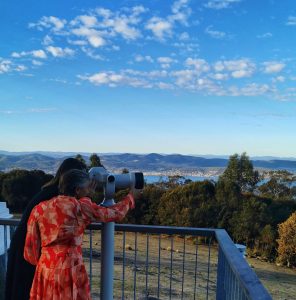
[100,175,116,300]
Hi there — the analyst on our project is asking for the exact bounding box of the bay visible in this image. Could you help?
[144,175,219,184]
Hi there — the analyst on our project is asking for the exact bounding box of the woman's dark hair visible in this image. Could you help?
[59,169,90,196]
[42,158,87,189]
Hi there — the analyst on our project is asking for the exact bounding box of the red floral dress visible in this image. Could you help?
[24,194,134,300]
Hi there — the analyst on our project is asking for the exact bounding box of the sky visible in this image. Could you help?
[0,0,296,157]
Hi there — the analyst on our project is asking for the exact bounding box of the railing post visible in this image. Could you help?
[0,202,13,299]
[101,221,115,300]
[216,246,226,300]
[100,175,116,300]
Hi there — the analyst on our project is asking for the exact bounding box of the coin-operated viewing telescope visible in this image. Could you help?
[89,167,144,206]
[89,167,144,299]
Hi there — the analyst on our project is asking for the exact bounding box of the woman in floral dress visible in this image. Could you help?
[24,169,135,300]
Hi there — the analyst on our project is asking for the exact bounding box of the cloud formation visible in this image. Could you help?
[29,16,67,32]
[77,56,287,99]
[204,0,241,10]
[46,46,75,57]
[262,62,285,74]
[286,16,296,26]
[2,1,295,101]
[205,26,228,39]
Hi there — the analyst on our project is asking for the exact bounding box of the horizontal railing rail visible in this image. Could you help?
[0,218,272,300]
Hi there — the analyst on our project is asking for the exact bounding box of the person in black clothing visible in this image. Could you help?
[5,158,87,300]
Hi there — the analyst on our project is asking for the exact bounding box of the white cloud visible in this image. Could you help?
[262,61,285,73]
[135,55,154,63]
[15,65,27,72]
[146,0,191,40]
[146,17,172,39]
[112,18,141,40]
[81,47,104,60]
[11,52,23,58]
[74,15,98,27]
[157,56,177,68]
[272,76,285,83]
[214,59,256,78]
[231,69,252,78]
[211,73,228,80]
[0,60,12,73]
[88,35,106,47]
[157,82,174,89]
[0,59,28,74]
[43,35,53,45]
[29,16,67,32]
[32,60,43,66]
[94,6,144,40]
[204,0,241,10]
[179,32,189,40]
[205,26,227,39]
[72,27,106,47]
[286,16,296,26]
[158,57,174,63]
[46,46,75,57]
[185,58,210,73]
[228,83,271,96]
[169,0,192,25]
[68,39,88,46]
[257,32,272,39]
[213,61,225,72]
[32,50,47,59]
[11,49,47,59]
[79,71,152,88]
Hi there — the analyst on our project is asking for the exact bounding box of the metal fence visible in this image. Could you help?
[0,219,272,300]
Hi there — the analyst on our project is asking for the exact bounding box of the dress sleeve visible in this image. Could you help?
[79,193,135,224]
[24,207,41,265]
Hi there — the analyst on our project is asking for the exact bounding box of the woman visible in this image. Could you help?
[24,169,135,300]
[5,158,87,300]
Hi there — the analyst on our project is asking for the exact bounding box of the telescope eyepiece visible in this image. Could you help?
[108,175,115,183]
[134,172,144,189]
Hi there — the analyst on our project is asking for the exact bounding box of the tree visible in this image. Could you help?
[89,153,104,168]
[215,179,241,229]
[219,153,259,193]
[121,168,129,174]
[277,212,296,267]
[259,170,296,201]
[258,224,277,260]
[122,184,165,225]
[1,169,52,212]
[157,181,217,228]
[229,196,269,246]
[75,154,86,165]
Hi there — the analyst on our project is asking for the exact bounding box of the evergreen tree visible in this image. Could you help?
[75,154,86,166]
[219,152,259,193]
[89,153,103,168]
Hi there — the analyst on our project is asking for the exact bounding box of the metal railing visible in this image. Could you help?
[0,219,272,300]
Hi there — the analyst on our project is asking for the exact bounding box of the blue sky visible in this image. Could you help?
[1,0,296,156]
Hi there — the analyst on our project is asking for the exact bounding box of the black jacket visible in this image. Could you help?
[5,185,58,300]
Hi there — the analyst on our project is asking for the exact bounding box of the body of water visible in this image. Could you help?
[144,175,219,184]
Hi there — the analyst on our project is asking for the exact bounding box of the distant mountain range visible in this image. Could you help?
[1,151,296,175]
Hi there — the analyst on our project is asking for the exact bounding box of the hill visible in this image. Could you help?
[1,152,296,175]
